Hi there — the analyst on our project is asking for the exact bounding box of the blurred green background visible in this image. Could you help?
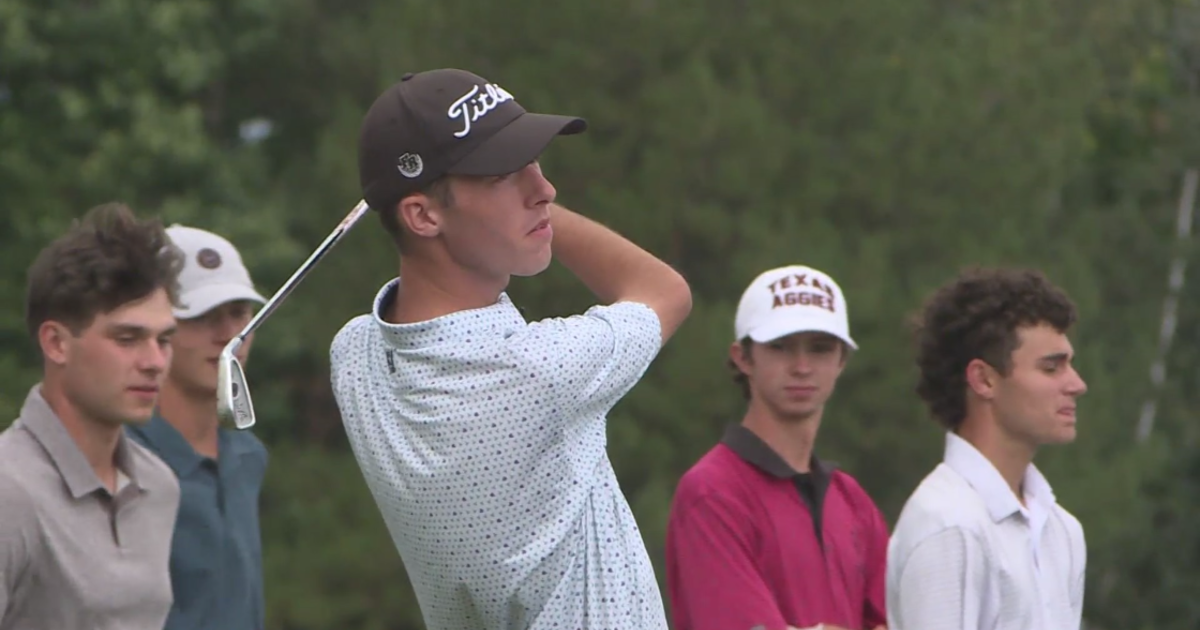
[3,0,1200,628]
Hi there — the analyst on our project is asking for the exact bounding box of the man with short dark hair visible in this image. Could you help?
[331,68,692,630]
[1,202,184,629]
[887,267,1089,630]
[665,264,888,630]
[127,224,269,630]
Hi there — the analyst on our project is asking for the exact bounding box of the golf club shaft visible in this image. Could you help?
[233,200,371,343]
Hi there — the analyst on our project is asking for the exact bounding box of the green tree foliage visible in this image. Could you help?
[2,0,1198,627]
[0,0,303,419]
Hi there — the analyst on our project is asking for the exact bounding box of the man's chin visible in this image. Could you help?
[776,404,823,424]
[165,376,219,399]
[105,407,155,427]
[1048,426,1078,444]
[1034,422,1077,446]
[512,250,553,277]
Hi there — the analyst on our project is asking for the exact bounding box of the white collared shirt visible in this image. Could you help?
[886,432,1086,630]
[329,279,669,630]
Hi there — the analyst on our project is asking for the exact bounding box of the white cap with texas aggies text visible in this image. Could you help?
[734,264,858,349]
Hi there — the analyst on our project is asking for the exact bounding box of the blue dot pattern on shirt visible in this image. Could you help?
[329,279,669,630]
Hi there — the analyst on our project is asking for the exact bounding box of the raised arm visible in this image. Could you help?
[549,203,692,344]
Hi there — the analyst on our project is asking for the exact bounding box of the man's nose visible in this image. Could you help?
[215,313,247,344]
[1066,366,1088,396]
[789,351,814,374]
[140,340,170,373]
[524,163,556,206]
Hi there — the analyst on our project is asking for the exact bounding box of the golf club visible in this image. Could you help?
[217,199,372,429]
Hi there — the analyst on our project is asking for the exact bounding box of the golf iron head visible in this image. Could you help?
[217,338,256,430]
[216,199,371,430]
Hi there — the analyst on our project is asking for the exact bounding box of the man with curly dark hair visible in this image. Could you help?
[886,267,1089,630]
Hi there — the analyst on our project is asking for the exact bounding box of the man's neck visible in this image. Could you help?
[740,402,823,473]
[957,418,1035,503]
[388,254,507,324]
[157,383,220,459]
[40,379,123,492]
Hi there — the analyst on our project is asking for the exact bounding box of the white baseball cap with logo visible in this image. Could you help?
[166,224,266,320]
[734,264,857,349]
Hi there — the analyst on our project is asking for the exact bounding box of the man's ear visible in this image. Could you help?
[839,342,853,367]
[729,340,752,376]
[398,192,446,239]
[965,357,999,400]
[38,321,72,366]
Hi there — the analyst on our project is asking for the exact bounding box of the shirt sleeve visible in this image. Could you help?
[521,301,662,417]
[0,474,34,620]
[862,503,890,629]
[665,493,788,630]
[889,526,987,630]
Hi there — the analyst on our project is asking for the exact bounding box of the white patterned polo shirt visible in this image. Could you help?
[329,278,669,630]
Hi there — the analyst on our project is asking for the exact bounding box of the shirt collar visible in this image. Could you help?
[17,384,146,499]
[720,424,834,480]
[943,431,1057,523]
[127,411,205,476]
[370,278,525,349]
[1022,462,1057,513]
[127,410,259,476]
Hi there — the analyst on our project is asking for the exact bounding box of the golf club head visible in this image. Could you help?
[217,339,256,430]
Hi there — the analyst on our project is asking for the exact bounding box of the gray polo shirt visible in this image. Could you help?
[0,385,180,630]
[127,411,269,630]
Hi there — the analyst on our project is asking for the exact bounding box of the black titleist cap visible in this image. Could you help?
[357,68,588,211]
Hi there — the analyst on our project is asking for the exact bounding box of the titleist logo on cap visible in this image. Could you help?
[448,83,514,138]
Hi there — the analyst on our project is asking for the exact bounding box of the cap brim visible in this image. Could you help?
[175,283,267,320]
[746,318,858,350]
[449,112,586,176]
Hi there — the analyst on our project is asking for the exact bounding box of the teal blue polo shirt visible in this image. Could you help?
[127,412,268,630]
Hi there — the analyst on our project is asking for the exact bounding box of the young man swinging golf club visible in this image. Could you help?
[330,68,692,630]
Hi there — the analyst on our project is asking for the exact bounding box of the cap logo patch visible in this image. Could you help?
[397,153,423,178]
[197,248,222,270]
[447,83,514,138]
[766,273,837,313]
